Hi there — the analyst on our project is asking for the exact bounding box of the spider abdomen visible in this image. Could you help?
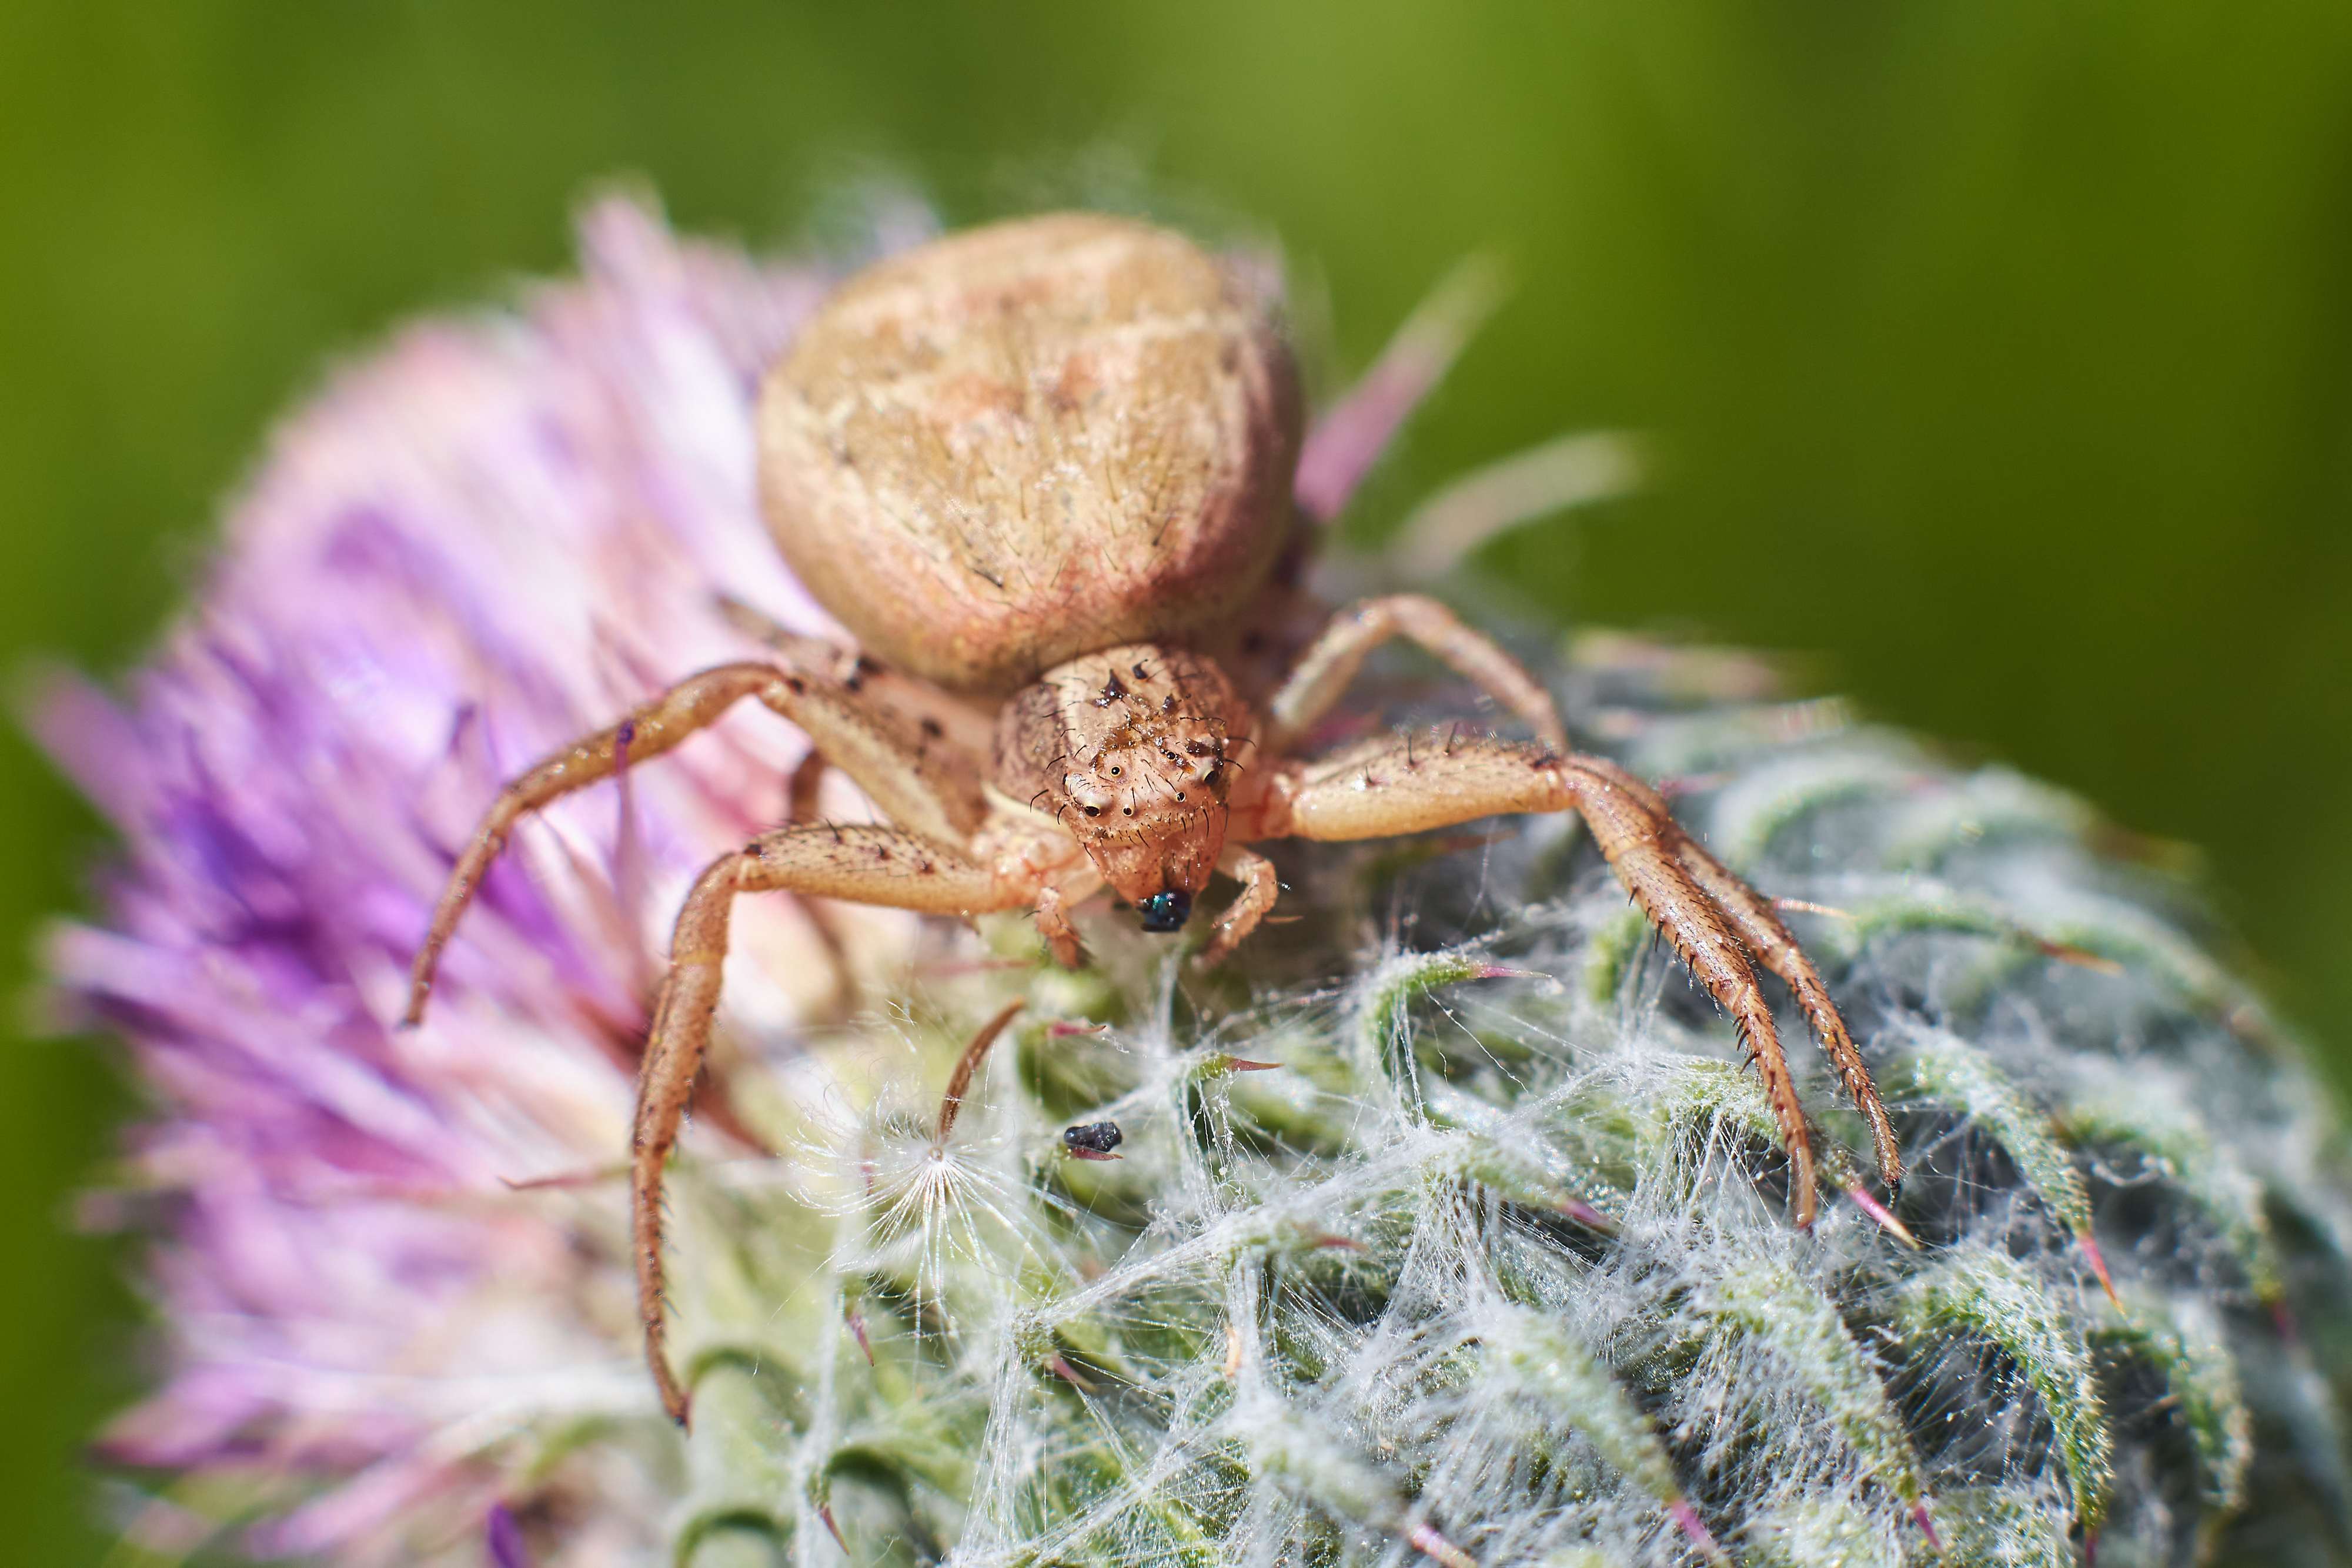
[757,214,1303,695]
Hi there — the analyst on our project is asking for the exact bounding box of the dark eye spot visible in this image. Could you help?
[1174,791,1185,801]
[1131,661,1148,681]
[1184,741,1213,757]
[1107,765,1120,777]
[1161,694,1175,713]
[1122,806,1133,815]
[1202,766,1224,788]
[1083,805,1100,817]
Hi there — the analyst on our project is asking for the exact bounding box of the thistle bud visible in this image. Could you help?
[35,198,2352,1568]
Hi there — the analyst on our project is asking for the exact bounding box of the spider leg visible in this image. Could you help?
[1262,594,1566,757]
[1668,830,1902,1191]
[1254,733,1897,1225]
[1033,883,1087,969]
[405,655,985,1025]
[1200,844,1281,967]
[716,594,995,757]
[783,745,829,824]
[636,824,1034,1426]
[1546,760,1902,1190]
[779,748,856,1015]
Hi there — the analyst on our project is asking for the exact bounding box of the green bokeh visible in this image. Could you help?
[2,2,2347,1559]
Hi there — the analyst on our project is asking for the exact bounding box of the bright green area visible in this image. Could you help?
[1,3,2347,1560]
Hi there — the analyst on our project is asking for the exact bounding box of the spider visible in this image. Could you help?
[403,212,1899,1425]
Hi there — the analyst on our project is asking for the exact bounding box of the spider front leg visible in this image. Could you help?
[404,652,984,1025]
[636,823,1036,1426]
[1254,733,1900,1225]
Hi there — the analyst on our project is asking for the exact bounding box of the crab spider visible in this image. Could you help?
[403,213,1897,1425]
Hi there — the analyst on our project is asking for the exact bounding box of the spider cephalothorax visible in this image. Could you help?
[995,644,1242,923]
[403,212,1899,1425]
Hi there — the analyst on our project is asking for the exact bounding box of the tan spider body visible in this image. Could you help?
[403,213,1899,1426]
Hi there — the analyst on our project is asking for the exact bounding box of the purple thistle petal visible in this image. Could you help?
[1910,1501,1943,1553]
[36,196,864,1562]
[1292,255,1504,522]
[1665,1498,1729,1567]
[486,1503,532,1568]
[38,195,1405,1565]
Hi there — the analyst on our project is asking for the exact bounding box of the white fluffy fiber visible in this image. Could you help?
[653,637,2352,1568]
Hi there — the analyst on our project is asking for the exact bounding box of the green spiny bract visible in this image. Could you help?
[630,635,2352,1568]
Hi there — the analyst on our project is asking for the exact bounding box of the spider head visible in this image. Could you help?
[998,644,1247,934]
[1058,728,1227,925]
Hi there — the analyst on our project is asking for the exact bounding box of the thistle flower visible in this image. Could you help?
[36,197,2352,1567]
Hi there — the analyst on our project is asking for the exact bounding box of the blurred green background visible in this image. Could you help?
[3,2,2348,1558]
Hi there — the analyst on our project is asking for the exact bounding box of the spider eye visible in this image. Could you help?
[1202,765,1224,789]
[1136,890,1192,932]
[1083,805,1100,817]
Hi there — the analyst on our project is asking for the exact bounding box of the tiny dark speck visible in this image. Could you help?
[1062,1121,1124,1157]
[920,717,944,738]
